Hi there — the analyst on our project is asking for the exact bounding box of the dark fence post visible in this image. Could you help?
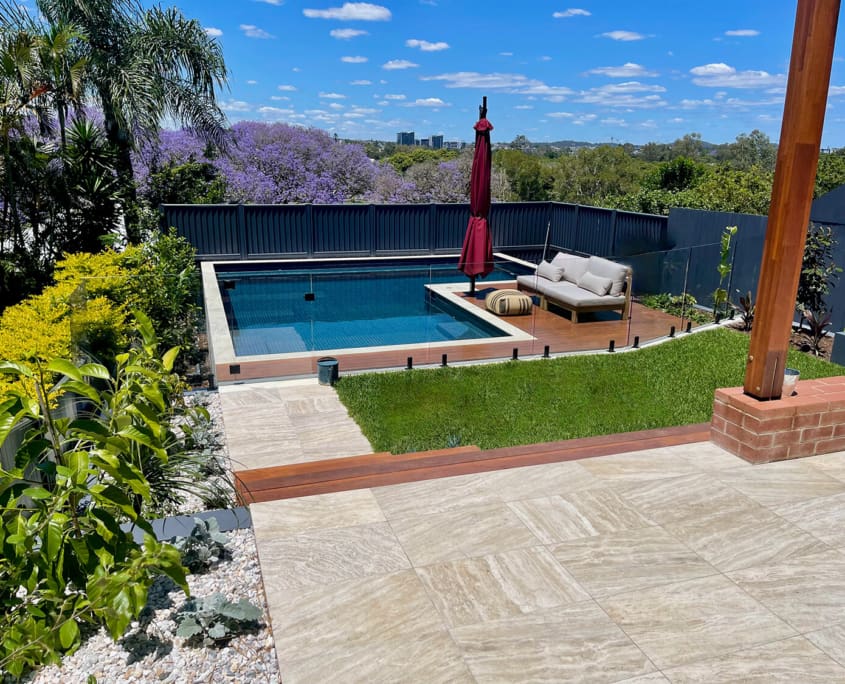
[237,204,248,259]
[573,205,581,253]
[307,204,314,257]
[609,210,618,256]
[369,204,377,256]
[429,204,437,255]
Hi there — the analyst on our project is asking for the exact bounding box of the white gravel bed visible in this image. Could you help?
[25,391,282,683]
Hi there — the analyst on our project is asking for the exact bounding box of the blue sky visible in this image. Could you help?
[153,1,843,146]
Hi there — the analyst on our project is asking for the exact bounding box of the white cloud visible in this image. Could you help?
[590,81,666,94]
[292,67,301,72]
[350,79,372,85]
[587,62,657,78]
[600,30,647,41]
[830,85,845,96]
[725,29,760,37]
[350,106,379,114]
[204,27,222,37]
[329,102,345,109]
[331,28,368,38]
[576,83,668,107]
[553,8,590,18]
[270,95,290,101]
[319,92,347,99]
[303,2,391,21]
[220,99,251,112]
[404,97,449,107]
[668,117,684,123]
[548,112,574,118]
[343,112,366,118]
[246,80,258,85]
[422,71,572,97]
[384,94,406,100]
[601,117,627,126]
[259,106,293,116]
[540,56,552,61]
[341,55,368,63]
[500,51,513,57]
[255,0,283,5]
[514,104,533,110]
[377,100,389,106]
[240,24,274,39]
[405,38,449,51]
[382,59,419,70]
[277,84,297,91]
[690,63,785,88]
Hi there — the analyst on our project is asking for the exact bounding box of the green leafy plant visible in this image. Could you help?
[713,225,738,319]
[0,313,189,678]
[640,292,713,325]
[171,518,230,574]
[733,289,755,332]
[797,224,842,329]
[802,309,832,356]
[175,594,262,646]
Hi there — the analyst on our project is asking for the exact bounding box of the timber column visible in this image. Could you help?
[744,0,840,400]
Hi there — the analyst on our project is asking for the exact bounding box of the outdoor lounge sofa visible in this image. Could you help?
[516,252,632,322]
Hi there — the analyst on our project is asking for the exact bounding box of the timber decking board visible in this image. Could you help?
[235,423,711,503]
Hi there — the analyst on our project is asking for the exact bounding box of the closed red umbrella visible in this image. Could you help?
[458,97,494,294]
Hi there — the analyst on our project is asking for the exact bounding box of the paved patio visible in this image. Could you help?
[221,380,845,682]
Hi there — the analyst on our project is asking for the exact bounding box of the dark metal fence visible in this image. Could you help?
[162,202,669,262]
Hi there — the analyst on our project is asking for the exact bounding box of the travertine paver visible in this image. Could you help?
[219,378,373,470]
[248,442,845,682]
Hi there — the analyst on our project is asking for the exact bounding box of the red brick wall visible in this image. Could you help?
[711,377,845,464]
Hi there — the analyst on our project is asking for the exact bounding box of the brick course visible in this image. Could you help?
[710,376,845,464]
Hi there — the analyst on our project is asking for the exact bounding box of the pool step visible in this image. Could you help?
[235,423,711,504]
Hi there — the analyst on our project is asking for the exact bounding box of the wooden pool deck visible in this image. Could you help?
[215,284,693,383]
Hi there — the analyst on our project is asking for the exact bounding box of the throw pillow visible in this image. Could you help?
[536,260,565,282]
[577,271,613,296]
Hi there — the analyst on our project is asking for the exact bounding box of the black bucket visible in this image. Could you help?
[317,357,339,385]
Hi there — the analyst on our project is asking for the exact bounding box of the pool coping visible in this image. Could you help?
[201,254,538,385]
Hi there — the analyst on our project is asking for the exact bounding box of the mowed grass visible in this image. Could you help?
[335,327,842,454]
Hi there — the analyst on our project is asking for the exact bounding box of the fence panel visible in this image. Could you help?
[490,202,550,250]
[166,205,241,259]
[312,205,371,254]
[434,204,468,252]
[573,206,615,256]
[375,204,432,253]
[549,203,579,254]
[614,211,668,257]
[244,205,310,257]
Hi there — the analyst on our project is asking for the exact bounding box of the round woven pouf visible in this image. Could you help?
[485,289,533,316]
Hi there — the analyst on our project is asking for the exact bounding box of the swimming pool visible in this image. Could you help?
[215,258,533,355]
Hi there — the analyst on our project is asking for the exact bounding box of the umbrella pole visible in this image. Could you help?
[469,275,476,295]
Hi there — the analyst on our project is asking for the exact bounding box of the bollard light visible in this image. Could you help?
[406,356,413,370]
[669,325,676,338]
[608,340,615,353]
[441,353,448,367]
[543,345,550,358]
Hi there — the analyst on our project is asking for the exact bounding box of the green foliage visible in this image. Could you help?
[384,147,458,173]
[171,518,230,574]
[146,160,226,206]
[0,323,189,678]
[639,293,713,325]
[797,224,842,320]
[175,594,261,646]
[716,130,777,172]
[494,149,554,201]
[644,157,706,192]
[335,328,840,454]
[713,226,738,318]
[553,145,648,206]
[815,152,845,197]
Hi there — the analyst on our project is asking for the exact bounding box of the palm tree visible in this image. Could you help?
[37,22,87,149]
[37,0,228,243]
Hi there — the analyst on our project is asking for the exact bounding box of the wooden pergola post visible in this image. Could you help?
[744,0,840,400]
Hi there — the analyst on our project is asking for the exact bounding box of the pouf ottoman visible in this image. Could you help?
[485,289,533,316]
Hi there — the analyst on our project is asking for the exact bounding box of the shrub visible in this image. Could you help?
[175,594,262,646]
[0,315,189,678]
[640,292,713,325]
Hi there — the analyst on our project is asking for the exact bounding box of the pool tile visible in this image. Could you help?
[551,526,716,598]
[389,502,540,566]
[451,601,655,684]
[771,491,845,548]
[577,448,703,483]
[662,636,845,683]
[806,622,845,668]
[712,460,845,506]
[372,470,505,519]
[507,488,654,544]
[597,574,795,669]
[416,547,589,629]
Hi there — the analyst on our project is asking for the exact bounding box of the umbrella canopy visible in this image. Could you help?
[458,106,494,290]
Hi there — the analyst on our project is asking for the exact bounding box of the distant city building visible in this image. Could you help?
[431,135,444,150]
[443,140,460,150]
[417,138,430,148]
[396,131,415,146]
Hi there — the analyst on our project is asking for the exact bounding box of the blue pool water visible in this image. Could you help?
[217,259,532,355]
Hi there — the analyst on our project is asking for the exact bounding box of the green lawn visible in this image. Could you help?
[335,327,842,454]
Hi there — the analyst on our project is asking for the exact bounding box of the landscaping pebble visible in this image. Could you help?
[25,392,281,684]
